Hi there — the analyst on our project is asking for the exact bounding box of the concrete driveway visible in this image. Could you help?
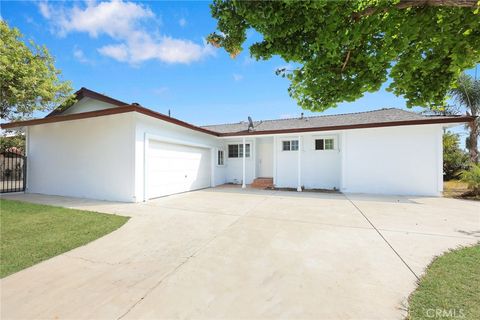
[1,187,479,319]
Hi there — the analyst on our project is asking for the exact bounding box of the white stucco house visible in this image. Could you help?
[1,88,473,202]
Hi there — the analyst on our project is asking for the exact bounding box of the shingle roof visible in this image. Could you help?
[201,108,466,135]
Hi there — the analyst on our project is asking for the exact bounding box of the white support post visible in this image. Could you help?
[210,148,215,188]
[143,133,149,202]
[242,137,246,188]
[252,138,256,179]
[297,136,302,192]
[273,136,277,185]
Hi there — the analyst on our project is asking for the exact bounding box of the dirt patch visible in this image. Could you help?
[443,180,480,201]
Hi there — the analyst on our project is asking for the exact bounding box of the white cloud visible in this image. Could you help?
[38,2,51,19]
[233,73,243,81]
[73,46,94,64]
[97,44,129,62]
[178,18,187,27]
[152,86,170,97]
[38,0,215,64]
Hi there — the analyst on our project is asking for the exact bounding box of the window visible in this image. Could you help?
[315,138,334,150]
[228,144,250,158]
[217,150,224,166]
[282,140,299,151]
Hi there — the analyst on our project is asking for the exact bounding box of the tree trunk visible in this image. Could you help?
[469,120,479,163]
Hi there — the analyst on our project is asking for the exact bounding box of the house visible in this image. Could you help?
[0,88,473,202]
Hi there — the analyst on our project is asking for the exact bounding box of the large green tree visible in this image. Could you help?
[450,73,480,163]
[208,0,480,111]
[0,21,74,121]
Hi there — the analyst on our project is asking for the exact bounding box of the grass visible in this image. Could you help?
[443,180,480,201]
[0,199,129,278]
[407,244,480,320]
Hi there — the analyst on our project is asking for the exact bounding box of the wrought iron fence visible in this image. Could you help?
[1,150,26,193]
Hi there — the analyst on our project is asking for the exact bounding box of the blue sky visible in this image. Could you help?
[1,0,477,142]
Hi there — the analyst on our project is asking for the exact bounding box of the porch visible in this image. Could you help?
[220,133,342,191]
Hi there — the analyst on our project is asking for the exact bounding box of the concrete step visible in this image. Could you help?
[251,177,274,189]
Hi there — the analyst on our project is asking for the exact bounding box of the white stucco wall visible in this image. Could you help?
[61,97,119,115]
[274,133,342,189]
[223,139,256,185]
[134,113,226,201]
[341,124,443,196]
[301,133,342,190]
[26,113,136,202]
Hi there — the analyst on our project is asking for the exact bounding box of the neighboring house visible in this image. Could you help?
[0,88,473,202]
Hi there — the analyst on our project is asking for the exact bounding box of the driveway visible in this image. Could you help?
[1,187,479,319]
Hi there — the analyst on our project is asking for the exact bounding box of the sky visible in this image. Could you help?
[1,0,477,142]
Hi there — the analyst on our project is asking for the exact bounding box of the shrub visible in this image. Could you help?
[460,163,480,195]
[443,132,469,180]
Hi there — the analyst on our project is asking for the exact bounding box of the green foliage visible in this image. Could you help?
[0,21,74,121]
[443,132,469,180]
[208,0,480,111]
[461,163,480,195]
[0,134,25,152]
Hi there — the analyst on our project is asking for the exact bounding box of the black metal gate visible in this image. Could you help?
[1,149,26,193]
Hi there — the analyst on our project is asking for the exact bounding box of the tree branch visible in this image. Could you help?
[353,0,479,19]
[341,50,351,73]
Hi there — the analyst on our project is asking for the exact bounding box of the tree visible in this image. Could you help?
[443,132,469,180]
[450,73,480,163]
[0,134,25,153]
[208,0,480,111]
[0,21,74,121]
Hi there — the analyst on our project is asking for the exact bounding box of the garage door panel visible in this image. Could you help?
[147,141,211,199]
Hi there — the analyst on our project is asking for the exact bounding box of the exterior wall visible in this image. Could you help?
[301,133,342,190]
[274,133,342,189]
[134,114,225,201]
[341,124,443,196]
[27,113,136,202]
[61,97,119,115]
[223,139,255,185]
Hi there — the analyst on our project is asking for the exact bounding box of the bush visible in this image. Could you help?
[443,132,469,180]
[461,163,480,195]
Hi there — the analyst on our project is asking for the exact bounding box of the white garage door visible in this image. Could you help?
[147,140,211,199]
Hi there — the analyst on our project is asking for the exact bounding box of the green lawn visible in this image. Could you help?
[0,199,129,278]
[408,244,480,319]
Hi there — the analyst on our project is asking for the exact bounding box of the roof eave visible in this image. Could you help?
[0,105,220,137]
[216,116,475,137]
[45,87,130,118]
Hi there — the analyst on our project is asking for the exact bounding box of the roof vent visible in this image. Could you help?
[300,112,304,119]
[248,116,254,132]
[132,102,141,106]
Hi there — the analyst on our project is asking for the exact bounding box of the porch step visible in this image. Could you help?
[251,177,274,189]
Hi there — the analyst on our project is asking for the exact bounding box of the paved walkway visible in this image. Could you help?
[1,187,479,319]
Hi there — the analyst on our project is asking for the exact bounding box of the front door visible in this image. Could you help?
[257,138,273,177]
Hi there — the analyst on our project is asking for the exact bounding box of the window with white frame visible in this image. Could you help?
[315,138,335,150]
[282,140,299,151]
[228,144,250,158]
[217,149,225,166]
